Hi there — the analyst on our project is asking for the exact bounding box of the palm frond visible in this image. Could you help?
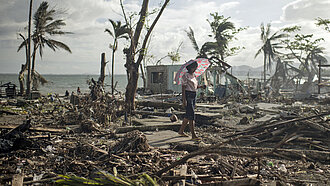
[185,26,200,53]
[48,39,72,53]
[17,39,28,52]
[104,28,114,37]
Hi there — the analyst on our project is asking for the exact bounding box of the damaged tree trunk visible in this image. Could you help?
[123,0,170,110]
[18,34,29,96]
[18,64,27,96]
[98,52,106,87]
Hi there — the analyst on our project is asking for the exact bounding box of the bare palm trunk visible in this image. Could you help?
[31,43,38,90]
[263,53,267,87]
[140,63,146,88]
[18,34,28,95]
[111,40,116,96]
[98,53,106,86]
[26,0,33,98]
[19,64,27,96]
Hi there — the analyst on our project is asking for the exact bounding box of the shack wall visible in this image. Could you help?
[146,65,168,93]
[146,65,182,93]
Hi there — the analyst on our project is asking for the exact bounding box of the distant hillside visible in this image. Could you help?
[230,65,263,77]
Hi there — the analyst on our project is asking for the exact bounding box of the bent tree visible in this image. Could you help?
[255,23,287,85]
[122,0,170,110]
[18,1,72,90]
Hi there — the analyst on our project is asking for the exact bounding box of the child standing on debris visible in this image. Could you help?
[178,61,206,141]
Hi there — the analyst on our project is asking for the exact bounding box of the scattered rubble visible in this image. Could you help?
[0,91,329,185]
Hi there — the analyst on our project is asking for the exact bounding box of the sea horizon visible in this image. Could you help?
[0,74,140,96]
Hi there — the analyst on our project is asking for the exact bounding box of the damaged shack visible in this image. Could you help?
[146,58,247,99]
[146,64,182,94]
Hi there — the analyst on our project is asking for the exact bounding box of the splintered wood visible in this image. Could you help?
[0,93,329,185]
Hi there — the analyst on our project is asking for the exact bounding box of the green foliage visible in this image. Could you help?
[185,27,200,54]
[282,26,301,33]
[55,172,158,186]
[105,19,130,51]
[204,12,246,60]
[32,1,72,57]
[281,32,326,83]
[167,41,183,64]
[284,34,324,52]
[18,1,72,56]
[315,17,330,32]
[255,23,288,74]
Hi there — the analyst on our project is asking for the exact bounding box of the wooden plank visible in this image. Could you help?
[0,125,66,133]
[213,146,330,163]
[115,124,181,133]
[201,178,260,186]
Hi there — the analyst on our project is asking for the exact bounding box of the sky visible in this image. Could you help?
[0,0,329,75]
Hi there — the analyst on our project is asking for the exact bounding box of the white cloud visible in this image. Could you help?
[281,0,330,22]
[0,0,329,75]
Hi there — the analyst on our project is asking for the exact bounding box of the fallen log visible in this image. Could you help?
[225,112,330,138]
[210,146,330,163]
[303,121,330,133]
[0,110,19,115]
[115,124,181,133]
[2,120,31,139]
[156,134,297,177]
[200,178,260,186]
[156,135,253,177]
[0,125,66,133]
[136,100,182,110]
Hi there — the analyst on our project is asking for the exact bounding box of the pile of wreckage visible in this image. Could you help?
[0,77,329,185]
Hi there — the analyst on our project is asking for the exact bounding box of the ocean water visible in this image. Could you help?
[0,74,143,95]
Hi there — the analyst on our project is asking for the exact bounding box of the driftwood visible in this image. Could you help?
[0,125,65,133]
[156,133,297,177]
[2,120,31,139]
[200,178,260,186]
[210,146,330,163]
[0,110,19,115]
[156,135,252,177]
[115,124,181,133]
[137,100,181,110]
[225,112,330,138]
[303,120,330,133]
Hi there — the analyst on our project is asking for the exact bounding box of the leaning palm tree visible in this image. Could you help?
[105,19,129,96]
[18,1,72,90]
[255,23,287,85]
[207,13,236,61]
[186,27,201,56]
[26,0,33,97]
[214,19,235,60]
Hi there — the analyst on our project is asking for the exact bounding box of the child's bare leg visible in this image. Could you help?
[189,120,198,139]
[178,118,189,136]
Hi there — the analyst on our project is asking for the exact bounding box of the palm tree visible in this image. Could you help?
[105,19,129,96]
[18,1,72,90]
[26,0,33,97]
[208,13,237,61]
[255,23,287,85]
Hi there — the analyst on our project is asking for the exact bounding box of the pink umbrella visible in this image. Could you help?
[174,58,211,85]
